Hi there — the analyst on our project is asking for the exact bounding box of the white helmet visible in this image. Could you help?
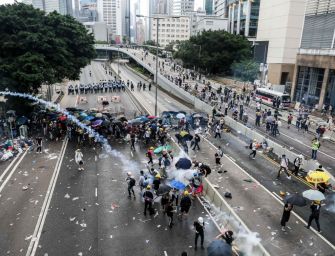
[127,172,132,176]
[198,163,203,167]
[198,217,204,223]
[299,154,303,159]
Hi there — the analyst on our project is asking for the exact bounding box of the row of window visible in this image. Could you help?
[153,24,189,28]
[152,34,189,38]
[154,29,189,33]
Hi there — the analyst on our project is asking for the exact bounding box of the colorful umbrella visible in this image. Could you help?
[95,113,103,118]
[154,145,172,154]
[306,171,330,184]
[169,180,186,190]
[80,112,88,117]
[16,116,28,125]
[92,119,103,127]
[302,189,325,201]
[84,116,95,121]
[58,115,67,121]
[147,115,157,119]
[156,184,172,196]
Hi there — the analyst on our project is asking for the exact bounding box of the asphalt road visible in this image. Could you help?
[114,62,335,253]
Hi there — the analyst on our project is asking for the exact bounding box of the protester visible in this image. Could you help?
[306,200,322,233]
[293,154,303,176]
[216,230,234,245]
[36,136,42,153]
[165,200,174,228]
[249,139,257,159]
[75,149,84,171]
[180,191,192,218]
[277,154,291,180]
[126,172,136,199]
[194,217,205,250]
[192,134,201,150]
[143,185,154,216]
[138,170,146,192]
[281,203,293,231]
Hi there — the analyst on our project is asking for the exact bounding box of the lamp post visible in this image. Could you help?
[136,15,180,116]
[193,44,202,72]
[8,116,15,142]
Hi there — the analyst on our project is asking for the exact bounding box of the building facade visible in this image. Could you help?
[151,16,190,47]
[32,0,74,15]
[204,0,214,14]
[226,0,260,37]
[256,0,307,86]
[213,0,226,17]
[97,0,124,38]
[194,15,228,34]
[170,0,195,15]
[291,0,335,109]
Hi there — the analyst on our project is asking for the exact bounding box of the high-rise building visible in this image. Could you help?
[170,0,195,15]
[255,0,307,86]
[213,0,226,17]
[79,2,98,22]
[151,15,190,47]
[291,0,335,110]
[204,0,213,14]
[226,0,260,37]
[97,0,125,38]
[153,0,168,14]
[32,0,75,16]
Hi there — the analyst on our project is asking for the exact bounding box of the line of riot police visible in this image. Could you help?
[68,80,126,95]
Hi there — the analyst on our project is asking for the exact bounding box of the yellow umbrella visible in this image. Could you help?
[179,130,188,137]
[306,171,330,184]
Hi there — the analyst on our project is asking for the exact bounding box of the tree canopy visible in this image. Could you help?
[173,30,252,75]
[0,3,96,93]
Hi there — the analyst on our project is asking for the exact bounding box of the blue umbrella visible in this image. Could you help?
[169,180,186,190]
[92,119,103,127]
[84,116,95,121]
[175,158,192,169]
[207,240,232,256]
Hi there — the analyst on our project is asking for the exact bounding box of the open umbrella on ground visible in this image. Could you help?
[157,184,172,196]
[154,145,172,154]
[80,112,88,117]
[303,189,326,201]
[207,240,232,256]
[85,116,95,121]
[176,113,186,119]
[306,171,330,185]
[175,158,192,169]
[169,180,186,190]
[147,115,157,119]
[58,115,67,122]
[284,194,307,206]
[128,118,145,126]
[95,113,103,118]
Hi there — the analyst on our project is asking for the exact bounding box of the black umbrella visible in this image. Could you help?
[175,158,192,169]
[207,240,232,256]
[156,184,172,196]
[284,194,307,207]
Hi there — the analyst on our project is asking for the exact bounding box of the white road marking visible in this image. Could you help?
[130,151,133,157]
[164,251,168,256]
[74,95,79,107]
[0,151,24,183]
[0,151,28,194]
[26,138,68,256]
[203,136,335,250]
[95,187,98,198]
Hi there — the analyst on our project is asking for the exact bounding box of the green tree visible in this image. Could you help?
[173,30,252,74]
[0,3,96,94]
[231,60,259,82]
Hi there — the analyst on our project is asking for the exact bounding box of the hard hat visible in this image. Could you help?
[198,163,203,167]
[127,172,132,176]
[253,139,257,142]
[279,191,286,196]
[150,147,154,150]
[299,154,303,158]
[155,174,161,178]
[198,217,204,223]
[146,185,151,189]
[184,191,189,196]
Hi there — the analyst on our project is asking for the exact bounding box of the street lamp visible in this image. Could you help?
[192,44,202,72]
[136,14,180,116]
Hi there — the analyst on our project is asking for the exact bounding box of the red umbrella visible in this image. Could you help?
[58,115,67,121]
[147,115,157,119]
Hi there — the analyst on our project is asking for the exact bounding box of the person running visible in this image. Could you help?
[249,139,257,159]
[36,136,43,153]
[75,149,84,171]
[277,154,291,180]
[281,203,293,231]
[130,133,136,151]
[311,137,321,160]
[165,200,174,228]
[214,124,221,139]
[153,173,161,192]
[180,191,192,219]
[143,185,154,216]
[306,200,322,233]
[146,147,154,165]
[215,152,221,166]
[126,172,136,199]
[293,154,303,176]
[194,217,205,250]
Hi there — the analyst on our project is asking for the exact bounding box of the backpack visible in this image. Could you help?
[129,178,136,187]
[249,142,253,149]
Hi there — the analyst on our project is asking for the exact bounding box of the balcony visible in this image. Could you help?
[298,48,335,56]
